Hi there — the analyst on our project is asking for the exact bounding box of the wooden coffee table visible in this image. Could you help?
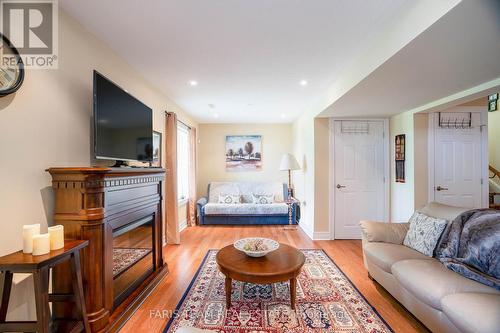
[216,243,305,309]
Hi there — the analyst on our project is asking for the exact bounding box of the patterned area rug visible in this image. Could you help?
[164,249,392,332]
[113,247,152,277]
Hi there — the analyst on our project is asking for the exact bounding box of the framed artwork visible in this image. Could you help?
[395,134,405,183]
[489,100,497,112]
[489,93,498,112]
[151,131,161,167]
[225,135,262,171]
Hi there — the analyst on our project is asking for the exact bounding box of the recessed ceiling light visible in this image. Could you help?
[300,80,308,86]
[189,80,198,86]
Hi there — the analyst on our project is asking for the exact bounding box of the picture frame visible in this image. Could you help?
[488,93,498,101]
[489,100,497,112]
[225,135,262,171]
[395,134,405,161]
[489,93,498,112]
[151,131,162,167]
[395,134,405,183]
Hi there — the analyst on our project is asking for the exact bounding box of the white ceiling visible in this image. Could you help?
[319,0,500,118]
[60,0,414,123]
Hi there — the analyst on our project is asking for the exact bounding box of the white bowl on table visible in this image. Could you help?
[234,237,279,257]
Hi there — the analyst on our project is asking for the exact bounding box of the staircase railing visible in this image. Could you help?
[490,165,500,179]
[489,165,500,209]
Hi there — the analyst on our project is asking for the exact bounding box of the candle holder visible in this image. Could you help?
[22,224,40,254]
[32,233,50,256]
[48,225,65,250]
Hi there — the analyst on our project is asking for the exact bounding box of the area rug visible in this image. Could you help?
[164,249,392,332]
[113,247,152,277]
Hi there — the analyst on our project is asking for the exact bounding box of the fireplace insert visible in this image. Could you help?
[112,215,155,308]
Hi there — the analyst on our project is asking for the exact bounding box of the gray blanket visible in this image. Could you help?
[436,209,500,290]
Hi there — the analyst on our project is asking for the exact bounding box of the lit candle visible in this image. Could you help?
[32,233,50,256]
[22,224,40,254]
[48,225,64,250]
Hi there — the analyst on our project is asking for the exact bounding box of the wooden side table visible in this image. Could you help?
[0,240,90,333]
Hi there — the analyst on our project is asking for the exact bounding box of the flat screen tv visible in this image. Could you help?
[93,71,153,165]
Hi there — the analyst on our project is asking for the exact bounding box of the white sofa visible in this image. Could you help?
[197,182,299,225]
[360,202,500,333]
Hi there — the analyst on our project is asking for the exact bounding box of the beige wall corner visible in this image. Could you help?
[488,108,500,170]
[291,113,331,239]
[314,118,331,234]
[413,113,429,210]
[390,111,415,222]
[291,112,315,238]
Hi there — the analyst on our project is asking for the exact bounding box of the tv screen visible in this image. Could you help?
[93,71,153,163]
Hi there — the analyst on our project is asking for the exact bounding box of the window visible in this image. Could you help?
[177,123,189,202]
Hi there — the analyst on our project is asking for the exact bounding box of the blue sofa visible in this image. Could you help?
[197,182,299,225]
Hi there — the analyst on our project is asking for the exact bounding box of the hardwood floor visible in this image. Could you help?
[118,225,429,333]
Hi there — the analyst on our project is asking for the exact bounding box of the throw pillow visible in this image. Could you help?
[252,194,274,204]
[403,211,448,257]
[218,194,240,204]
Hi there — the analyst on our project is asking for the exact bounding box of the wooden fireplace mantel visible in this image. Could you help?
[47,167,166,332]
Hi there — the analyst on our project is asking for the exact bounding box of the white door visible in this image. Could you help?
[433,112,482,208]
[334,121,385,239]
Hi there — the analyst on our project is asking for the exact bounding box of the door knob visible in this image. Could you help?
[336,184,346,189]
[436,186,449,191]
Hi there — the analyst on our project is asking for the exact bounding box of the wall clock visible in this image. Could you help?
[0,33,24,97]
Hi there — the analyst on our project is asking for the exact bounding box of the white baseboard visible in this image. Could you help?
[179,219,188,232]
[299,223,314,240]
[299,224,331,240]
[312,231,331,240]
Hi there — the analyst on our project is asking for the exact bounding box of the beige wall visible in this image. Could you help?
[389,111,430,222]
[291,112,331,238]
[414,113,429,210]
[489,108,500,170]
[291,113,316,236]
[0,9,196,319]
[314,118,331,233]
[197,123,292,198]
[390,111,416,223]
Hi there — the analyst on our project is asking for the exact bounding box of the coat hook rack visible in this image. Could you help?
[438,112,472,129]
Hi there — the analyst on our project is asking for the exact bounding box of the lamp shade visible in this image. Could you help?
[279,153,300,171]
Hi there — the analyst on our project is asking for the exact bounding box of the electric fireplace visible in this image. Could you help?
[48,167,165,332]
[112,216,155,307]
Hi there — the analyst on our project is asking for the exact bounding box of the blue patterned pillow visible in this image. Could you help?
[403,212,448,257]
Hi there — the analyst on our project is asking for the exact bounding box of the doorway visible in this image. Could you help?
[331,120,388,239]
[429,108,486,208]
